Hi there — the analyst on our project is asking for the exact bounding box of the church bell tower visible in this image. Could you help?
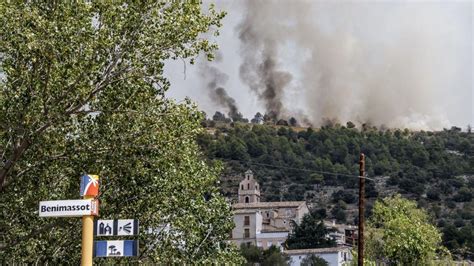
[238,170,261,203]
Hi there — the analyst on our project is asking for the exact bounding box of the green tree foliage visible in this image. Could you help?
[261,246,289,266]
[301,254,329,266]
[285,213,336,249]
[239,244,288,266]
[453,187,473,202]
[366,195,448,264]
[240,244,261,264]
[0,1,243,264]
[200,124,472,196]
[332,189,357,204]
[441,201,474,259]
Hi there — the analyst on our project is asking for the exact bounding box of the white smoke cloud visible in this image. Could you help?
[165,0,473,130]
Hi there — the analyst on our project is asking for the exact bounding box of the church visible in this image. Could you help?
[230,170,309,249]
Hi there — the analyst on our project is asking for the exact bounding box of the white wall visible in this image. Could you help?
[255,212,262,234]
[288,250,352,266]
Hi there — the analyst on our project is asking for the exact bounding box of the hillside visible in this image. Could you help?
[197,121,474,259]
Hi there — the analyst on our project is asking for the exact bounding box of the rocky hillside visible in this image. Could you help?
[197,121,474,259]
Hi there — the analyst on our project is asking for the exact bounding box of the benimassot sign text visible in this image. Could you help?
[39,199,99,217]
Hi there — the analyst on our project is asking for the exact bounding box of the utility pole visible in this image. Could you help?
[358,153,366,266]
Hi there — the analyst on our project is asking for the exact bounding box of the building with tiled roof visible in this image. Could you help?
[283,246,353,266]
[230,170,309,249]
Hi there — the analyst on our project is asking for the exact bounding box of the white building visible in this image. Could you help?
[284,246,353,266]
[230,170,309,249]
[324,220,358,246]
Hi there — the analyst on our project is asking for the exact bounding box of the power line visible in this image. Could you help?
[217,158,375,181]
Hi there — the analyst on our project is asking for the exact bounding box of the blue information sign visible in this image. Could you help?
[94,240,138,257]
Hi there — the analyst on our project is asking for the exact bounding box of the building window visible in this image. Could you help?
[244,216,250,226]
[245,196,249,203]
[244,229,250,238]
[255,185,258,189]
[247,183,250,189]
[241,185,244,190]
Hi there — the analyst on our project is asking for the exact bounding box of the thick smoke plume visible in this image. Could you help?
[199,54,240,120]
[235,0,469,129]
[238,18,292,120]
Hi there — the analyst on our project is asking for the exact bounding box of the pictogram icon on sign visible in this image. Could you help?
[96,220,114,236]
[120,222,132,234]
[108,245,121,256]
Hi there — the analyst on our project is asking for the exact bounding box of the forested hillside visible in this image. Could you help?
[197,117,474,259]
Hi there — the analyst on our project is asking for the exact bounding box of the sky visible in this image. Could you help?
[164,0,473,130]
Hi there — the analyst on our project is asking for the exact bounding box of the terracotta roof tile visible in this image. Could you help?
[283,246,351,255]
[233,201,307,209]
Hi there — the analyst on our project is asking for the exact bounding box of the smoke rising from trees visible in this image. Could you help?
[199,54,241,121]
[213,87,239,119]
[232,0,471,129]
[238,12,292,120]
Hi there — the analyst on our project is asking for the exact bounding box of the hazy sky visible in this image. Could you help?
[164,0,473,130]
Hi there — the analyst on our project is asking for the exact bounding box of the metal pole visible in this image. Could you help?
[358,153,366,266]
[81,195,94,266]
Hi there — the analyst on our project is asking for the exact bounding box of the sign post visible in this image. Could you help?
[38,175,140,262]
[80,175,99,266]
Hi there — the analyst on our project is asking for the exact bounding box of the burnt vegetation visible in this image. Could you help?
[198,115,474,260]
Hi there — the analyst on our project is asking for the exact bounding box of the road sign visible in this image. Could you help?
[94,219,139,236]
[39,199,99,217]
[94,240,139,257]
[80,175,99,197]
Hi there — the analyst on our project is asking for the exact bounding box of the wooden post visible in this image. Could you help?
[358,153,365,266]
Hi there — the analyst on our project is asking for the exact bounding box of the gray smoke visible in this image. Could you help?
[238,3,292,120]
[199,54,241,120]
[212,87,239,119]
[234,0,470,129]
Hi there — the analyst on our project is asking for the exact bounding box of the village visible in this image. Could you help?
[230,170,356,265]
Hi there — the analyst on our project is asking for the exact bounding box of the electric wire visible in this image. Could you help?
[217,158,375,181]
